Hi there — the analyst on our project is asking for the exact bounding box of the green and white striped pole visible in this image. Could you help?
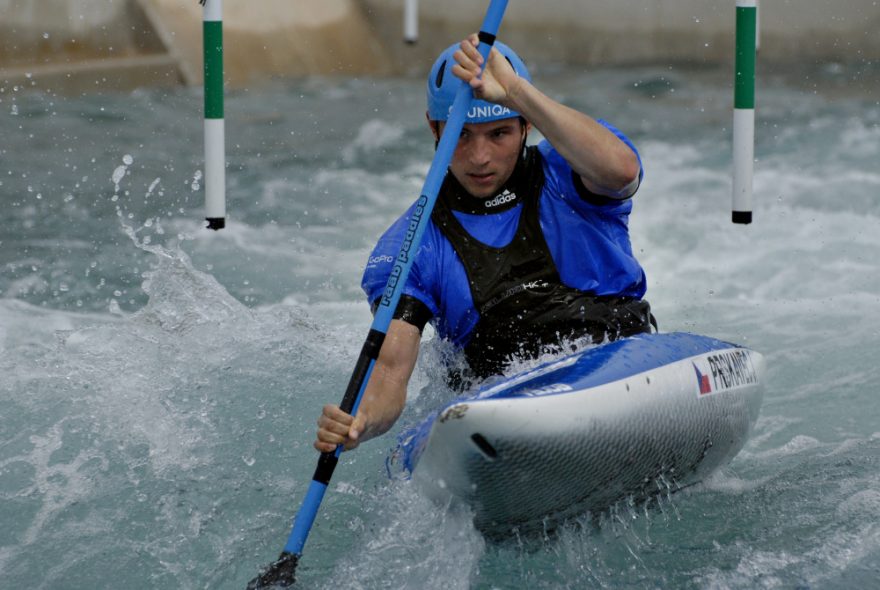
[732,0,757,224]
[203,0,226,230]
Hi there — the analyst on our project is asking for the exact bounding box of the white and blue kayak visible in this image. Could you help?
[391,332,765,535]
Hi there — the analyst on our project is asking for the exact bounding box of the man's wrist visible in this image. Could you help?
[504,76,529,113]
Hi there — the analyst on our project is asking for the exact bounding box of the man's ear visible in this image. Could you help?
[520,118,532,154]
[426,112,441,142]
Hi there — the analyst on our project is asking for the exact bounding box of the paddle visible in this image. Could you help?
[245,1,510,587]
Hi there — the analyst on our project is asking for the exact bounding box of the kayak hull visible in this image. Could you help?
[392,332,765,534]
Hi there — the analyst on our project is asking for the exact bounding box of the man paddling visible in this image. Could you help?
[315,35,654,453]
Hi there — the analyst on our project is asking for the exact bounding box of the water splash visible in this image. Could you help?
[317,482,485,590]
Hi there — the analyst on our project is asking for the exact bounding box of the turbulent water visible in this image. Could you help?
[1,60,879,589]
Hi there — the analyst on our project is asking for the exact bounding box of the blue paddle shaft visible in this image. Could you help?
[278,0,509,565]
[283,480,328,555]
[373,7,507,330]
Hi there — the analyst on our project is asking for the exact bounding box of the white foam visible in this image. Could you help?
[14,421,109,546]
[744,435,821,461]
[837,490,880,519]
[722,549,796,587]
[341,119,405,163]
[700,469,774,494]
[318,481,484,590]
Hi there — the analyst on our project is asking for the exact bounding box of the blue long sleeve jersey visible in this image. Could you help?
[362,122,647,349]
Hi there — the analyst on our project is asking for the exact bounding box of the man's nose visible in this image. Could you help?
[467,137,491,167]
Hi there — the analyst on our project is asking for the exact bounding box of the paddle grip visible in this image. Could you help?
[340,329,386,414]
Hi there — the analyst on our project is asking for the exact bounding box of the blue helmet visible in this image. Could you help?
[426,41,531,123]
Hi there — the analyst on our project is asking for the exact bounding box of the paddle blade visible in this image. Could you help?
[246,552,299,589]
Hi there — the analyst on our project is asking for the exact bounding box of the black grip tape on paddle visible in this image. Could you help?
[316,330,385,484]
[313,451,338,485]
[339,329,385,413]
[478,31,496,46]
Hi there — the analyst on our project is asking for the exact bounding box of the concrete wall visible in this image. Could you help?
[139,0,393,87]
[0,0,180,92]
[362,0,880,71]
[0,0,163,64]
[0,0,393,93]
[2,0,878,94]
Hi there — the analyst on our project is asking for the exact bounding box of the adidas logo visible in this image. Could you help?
[484,189,517,209]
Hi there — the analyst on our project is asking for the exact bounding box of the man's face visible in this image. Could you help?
[432,118,528,199]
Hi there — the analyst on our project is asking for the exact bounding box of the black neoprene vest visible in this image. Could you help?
[432,146,655,381]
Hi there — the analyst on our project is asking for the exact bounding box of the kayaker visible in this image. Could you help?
[315,35,654,453]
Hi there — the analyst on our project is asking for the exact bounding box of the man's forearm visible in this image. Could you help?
[355,319,421,443]
[506,79,641,196]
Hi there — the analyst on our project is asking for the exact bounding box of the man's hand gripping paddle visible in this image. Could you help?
[245,1,510,587]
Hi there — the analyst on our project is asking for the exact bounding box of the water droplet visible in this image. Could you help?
[242,456,256,467]
[122,154,133,165]
[111,165,126,185]
[42,32,50,39]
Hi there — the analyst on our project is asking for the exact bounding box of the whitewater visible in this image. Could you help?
[1,61,879,588]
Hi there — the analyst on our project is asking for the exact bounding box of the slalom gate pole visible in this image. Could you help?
[404,0,419,44]
[203,0,226,230]
[732,0,757,224]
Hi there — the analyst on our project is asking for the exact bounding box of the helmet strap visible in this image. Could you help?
[431,120,441,151]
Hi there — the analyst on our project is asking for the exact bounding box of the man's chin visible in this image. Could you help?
[462,181,501,199]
